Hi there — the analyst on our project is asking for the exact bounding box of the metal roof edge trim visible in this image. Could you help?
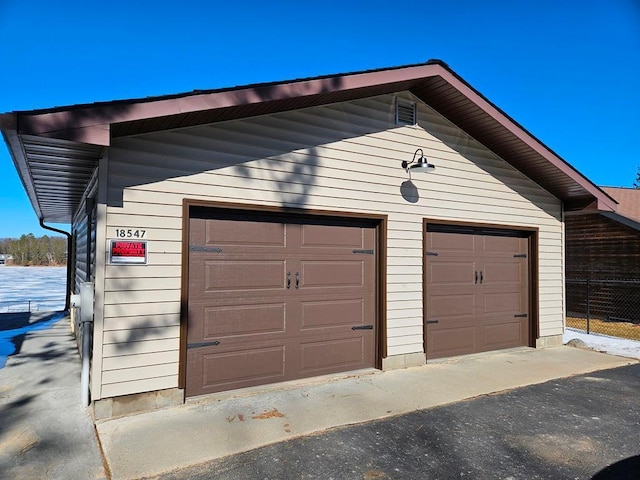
[3,60,444,116]
[14,62,445,138]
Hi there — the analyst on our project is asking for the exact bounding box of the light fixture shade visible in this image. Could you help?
[409,157,436,173]
[402,148,437,176]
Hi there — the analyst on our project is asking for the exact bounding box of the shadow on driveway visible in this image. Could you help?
[0,312,106,479]
[0,312,65,368]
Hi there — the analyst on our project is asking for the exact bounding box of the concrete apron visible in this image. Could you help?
[96,346,636,480]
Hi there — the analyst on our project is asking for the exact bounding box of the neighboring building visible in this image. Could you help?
[565,186,640,322]
[0,254,13,266]
[566,186,640,279]
[0,61,616,416]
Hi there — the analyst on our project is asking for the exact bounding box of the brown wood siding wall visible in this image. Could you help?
[565,214,640,279]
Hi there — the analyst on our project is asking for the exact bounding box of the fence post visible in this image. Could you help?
[586,278,590,335]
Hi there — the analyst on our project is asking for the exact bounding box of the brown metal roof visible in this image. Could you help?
[601,187,640,229]
[0,60,616,223]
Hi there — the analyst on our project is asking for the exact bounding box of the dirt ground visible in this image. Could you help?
[567,316,640,341]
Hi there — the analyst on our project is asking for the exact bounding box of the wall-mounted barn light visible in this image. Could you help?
[402,148,436,175]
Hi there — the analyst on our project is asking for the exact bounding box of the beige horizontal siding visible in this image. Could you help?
[104,276,181,292]
[104,265,181,279]
[103,313,180,331]
[103,301,181,318]
[104,289,180,305]
[98,92,563,396]
[102,363,178,385]
[101,376,178,399]
[103,350,178,371]
[102,338,179,358]
[103,325,180,344]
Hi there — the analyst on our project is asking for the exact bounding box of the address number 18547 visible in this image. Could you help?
[114,229,146,238]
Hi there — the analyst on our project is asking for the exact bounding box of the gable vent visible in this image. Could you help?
[396,100,416,125]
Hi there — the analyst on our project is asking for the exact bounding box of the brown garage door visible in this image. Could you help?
[425,225,530,359]
[185,210,377,397]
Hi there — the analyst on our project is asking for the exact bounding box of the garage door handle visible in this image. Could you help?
[187,340,220,349]
[480,271,483,284]
[295,272,299,289]
[352,325,373,330]
[286,271,291,289]
[475,271,478,284]
[427,320,440,324]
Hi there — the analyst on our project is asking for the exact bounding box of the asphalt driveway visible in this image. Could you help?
[154,364,640,480]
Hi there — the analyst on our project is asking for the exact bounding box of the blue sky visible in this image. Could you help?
[0,0,638,238]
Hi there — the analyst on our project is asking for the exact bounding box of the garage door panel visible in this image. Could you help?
[187,309,288,345]
[429,262,474,286]
[429,294,475,318]
[299,336,369,375]
[427,327,477,358]
[428,231,475,254]
[481,235,522,254]
[202,219,287,247]
[482,322,523,350]
[300,299,364,329]
[481,292,525,315]
[197,346,286,392]
[482,262,524,284]
[301,224,366,249]
[300,261,365,288]
[202,303,286,337]
[201,260,286,291]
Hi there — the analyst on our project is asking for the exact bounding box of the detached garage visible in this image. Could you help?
[1,60,616,415]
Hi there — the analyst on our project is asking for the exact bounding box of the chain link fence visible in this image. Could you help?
[566,278,640,341]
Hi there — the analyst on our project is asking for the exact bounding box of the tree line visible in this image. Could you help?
[0,234,67,266]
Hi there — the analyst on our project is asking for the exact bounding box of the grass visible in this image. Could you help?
[566,316,640,341]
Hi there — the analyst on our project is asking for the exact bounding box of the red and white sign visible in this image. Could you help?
[109,240,148,265]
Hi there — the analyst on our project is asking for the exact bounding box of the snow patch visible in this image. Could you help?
[564,328,640,360]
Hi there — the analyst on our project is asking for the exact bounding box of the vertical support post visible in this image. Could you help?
[586,278,590,334]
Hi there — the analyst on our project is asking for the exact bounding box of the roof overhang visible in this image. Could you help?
[1,60,617,223]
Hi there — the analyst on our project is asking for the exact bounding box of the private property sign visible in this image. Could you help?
[109,240,148,265]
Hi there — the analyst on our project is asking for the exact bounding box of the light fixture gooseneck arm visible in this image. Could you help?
[402,148,436,179]
[402,148,425,172]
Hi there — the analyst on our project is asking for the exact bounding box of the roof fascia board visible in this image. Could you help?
[35,125,111,146]
[15,64,442,143]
